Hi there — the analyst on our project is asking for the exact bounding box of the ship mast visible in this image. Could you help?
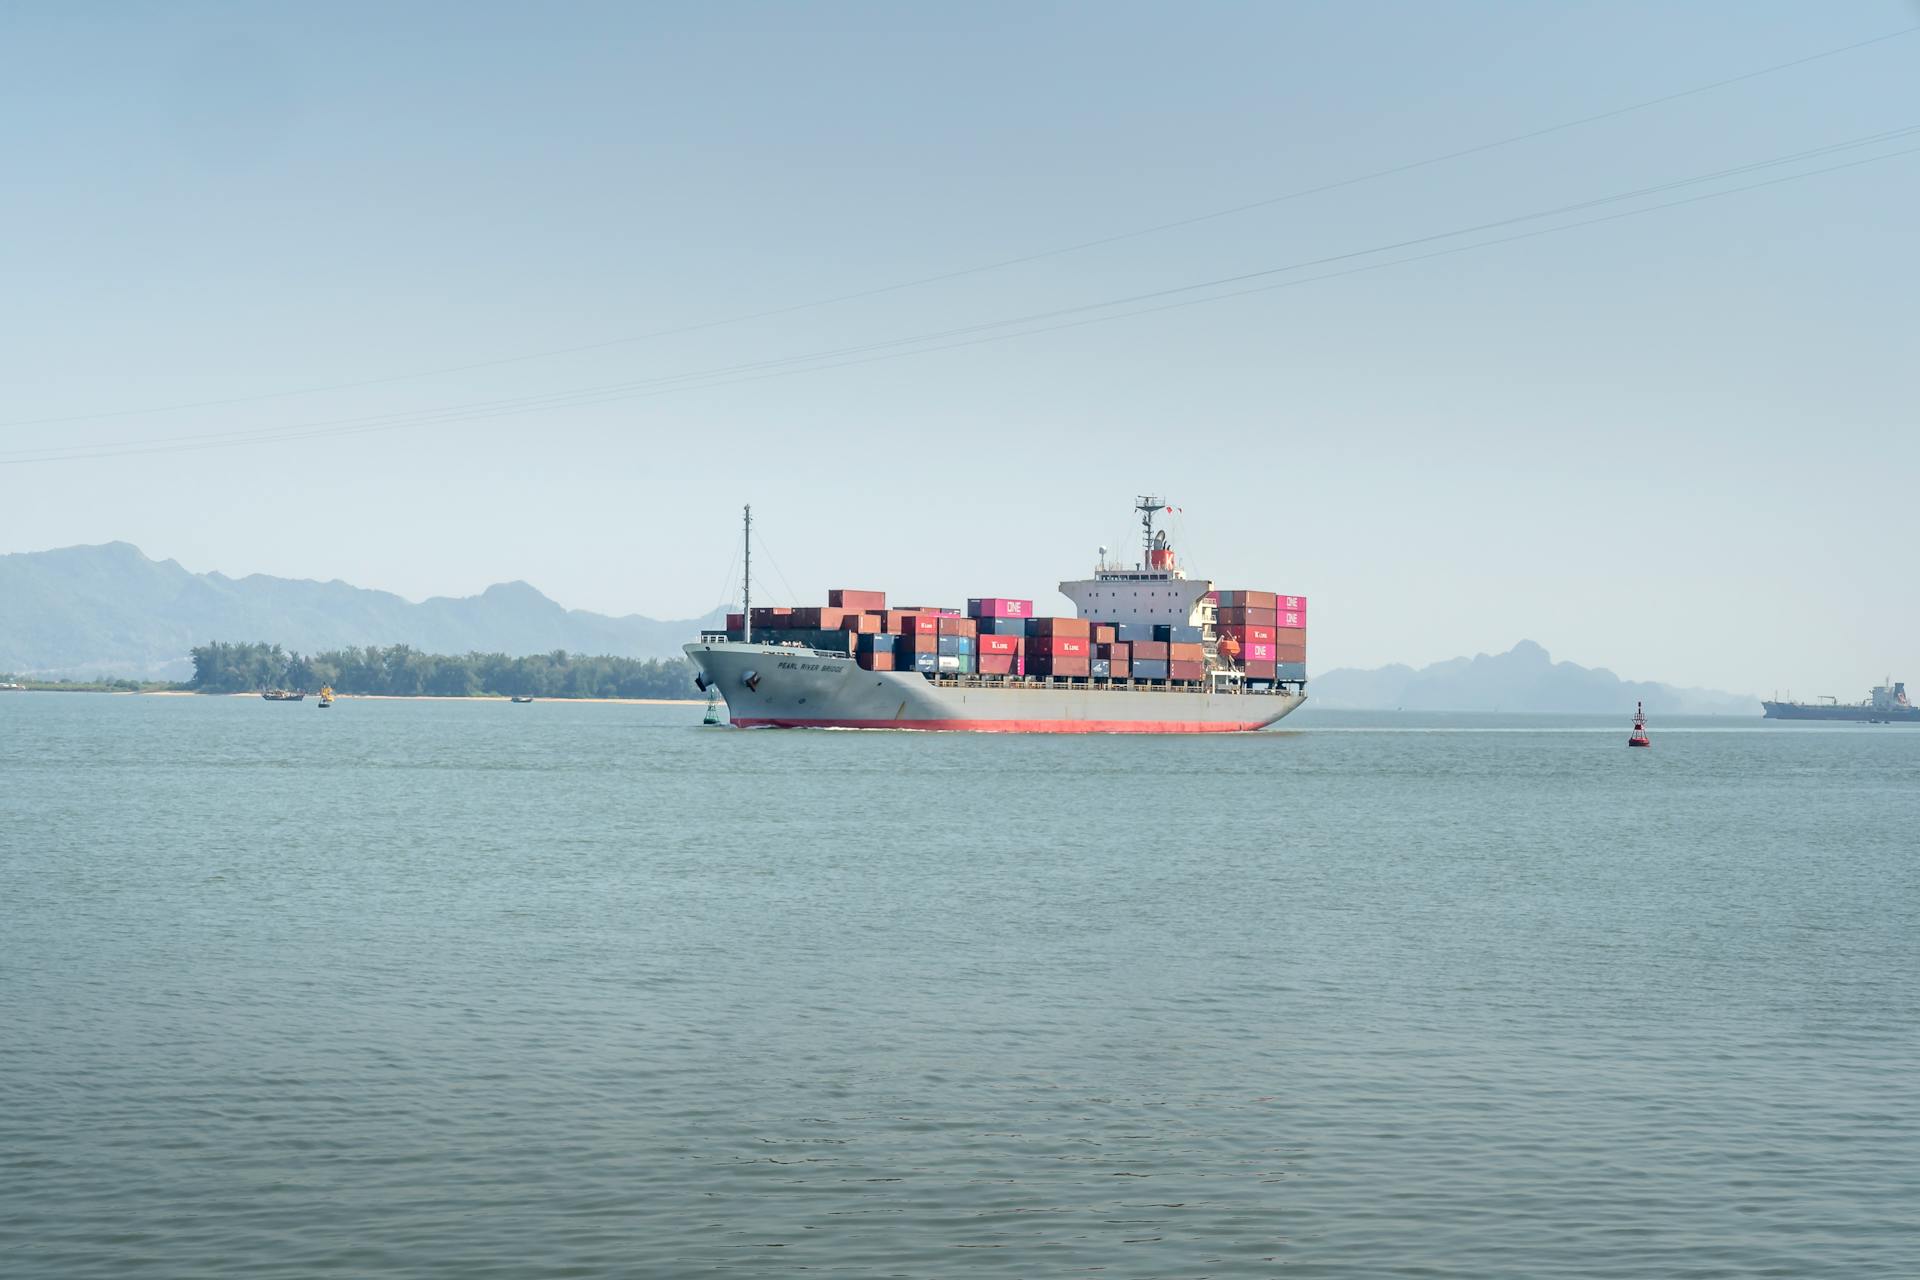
[1136,494,1166,568]
[742,503,752,644]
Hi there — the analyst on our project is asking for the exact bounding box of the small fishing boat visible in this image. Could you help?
[1628,701,1650,748]
[317,685,334,708]
[261,689,305,702]
[510,695,534,703]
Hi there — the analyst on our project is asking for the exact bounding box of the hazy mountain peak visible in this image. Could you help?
[1311,641,1752,715]
[0,542,722,680]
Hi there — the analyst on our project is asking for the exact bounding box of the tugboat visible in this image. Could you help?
[317,685,334,708]
[261,689,305,702]
[1628,701,1650,748]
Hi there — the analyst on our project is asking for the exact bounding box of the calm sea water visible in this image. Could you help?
[2,694,1916,1277]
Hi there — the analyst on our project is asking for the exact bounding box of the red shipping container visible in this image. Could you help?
[726,613,745,632]
[1221,623,1275,645]
[1093,624,1117,646]
[937,615,977,637]
[1278,607,1306,630]
[1095,641,1131,661]
[1032,657,1091,678]
[856,650,896,672]
[888,612,939,635]
[829,589,886,611]
[1169,642,1204,663]
[846,613,882,634]
[1168,660,1206,681]
[978,633,1021,656]
[1273,643,1307,663]
[1278,594,1308,615]
[897,632,942,654]
[1035,636,1089,658]
[977,653,1015,675]
[1216,606,1278,628]
[1217,590,1279,610]
[967,597,1032,619]
[1108,656,1131,678]
[1242,659,1276,679]
[749,607,794,629]
[1131,639,1169,661]
[1030,617,1092,639]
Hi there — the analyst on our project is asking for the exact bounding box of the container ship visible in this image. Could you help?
[685,498,1308,732]
[1762,682,1918,723]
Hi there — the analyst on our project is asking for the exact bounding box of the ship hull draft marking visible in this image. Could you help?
[685,642,1304,734]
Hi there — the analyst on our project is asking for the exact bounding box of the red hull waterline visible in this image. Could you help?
[733,716,1275,734]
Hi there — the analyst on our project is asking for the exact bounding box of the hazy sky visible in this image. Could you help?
[3,2,1915,695]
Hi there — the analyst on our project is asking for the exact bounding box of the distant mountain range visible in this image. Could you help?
[1308,640,1753,714]
[0,542,723,680]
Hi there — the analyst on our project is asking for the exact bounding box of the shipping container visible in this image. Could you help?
[1093,624,1117,646]
[936,634,975,656]
[897,632,941,655]
[1108,657,1131,678]
[1034,636,1089,658]
[1245,641,1275,662]
[1113,622,1156,643]
[1215,606,1278,628]
[1131,639,1169,661]
[856,632,896,653]
[1220,622,1276,645]
[975,617,1026,636]
[856,650,896,672]
[888,612,939,636]
[907,651,938,673]
[1027,616,1092,639]
[1275,661,1307,681]
[978,633,1021,656]
[1216,590,1279,610]
[1153,624,1203,644]
[1095,641,1130,661]
[1168,641,1205,663]
[810,631,856,655]
[937,615,978,638]
[967,597,1032,619]
[846,612,882,634]
[1168,660,1206,682]
[828,589,887,611]
[937,654,961,673]
[1031,657,1091,678]
[1273,644,1307,663]
[725,612,745,632]
[749,606,795,629]
[1090,658,1111,678]
[1242,659,1276,679]
[1131,659,1169,680]
[977,653,1015,676]
[1278,607,1306,630]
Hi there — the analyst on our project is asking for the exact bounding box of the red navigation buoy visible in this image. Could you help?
[1628,700,1650,748]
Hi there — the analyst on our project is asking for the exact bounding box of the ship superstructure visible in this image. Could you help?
[684,499,1309,733]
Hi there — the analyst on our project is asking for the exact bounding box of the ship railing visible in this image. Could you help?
[924,674,1300,696]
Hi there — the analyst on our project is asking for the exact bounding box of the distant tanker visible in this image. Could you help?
[1762,681,1919,724]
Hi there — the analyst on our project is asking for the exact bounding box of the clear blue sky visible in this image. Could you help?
[2,2,1915,695]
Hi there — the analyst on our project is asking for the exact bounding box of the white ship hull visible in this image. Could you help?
[685,641,1305,733]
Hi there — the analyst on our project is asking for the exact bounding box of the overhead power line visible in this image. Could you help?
[5,125,1913,466]
[3,23,1914,433]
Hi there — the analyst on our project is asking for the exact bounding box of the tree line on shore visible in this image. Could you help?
[189,641,699,699]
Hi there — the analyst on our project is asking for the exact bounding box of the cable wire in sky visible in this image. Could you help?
[3,22,1913,432]
[7,124,1912,465]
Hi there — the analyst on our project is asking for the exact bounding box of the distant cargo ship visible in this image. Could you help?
[1763,682,1918,723]
[685,498,1308,733]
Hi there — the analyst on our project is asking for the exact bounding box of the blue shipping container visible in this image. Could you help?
[1114,622,1156,643]
[1275,661,1307,681]
[909,652,938,673]
[976,617,1026,636]
[1090,658,1111,678]
[1131,659,1170,679]
[936,634,975,656]
[856,632,895,653]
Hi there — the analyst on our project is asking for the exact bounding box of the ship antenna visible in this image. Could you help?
[1135,494,1166,566]
[742,504,752,644]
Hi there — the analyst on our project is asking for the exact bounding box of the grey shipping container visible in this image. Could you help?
[1131,659,1170,679]
[1090,658,1111,678]
[1275,661,1307,681]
